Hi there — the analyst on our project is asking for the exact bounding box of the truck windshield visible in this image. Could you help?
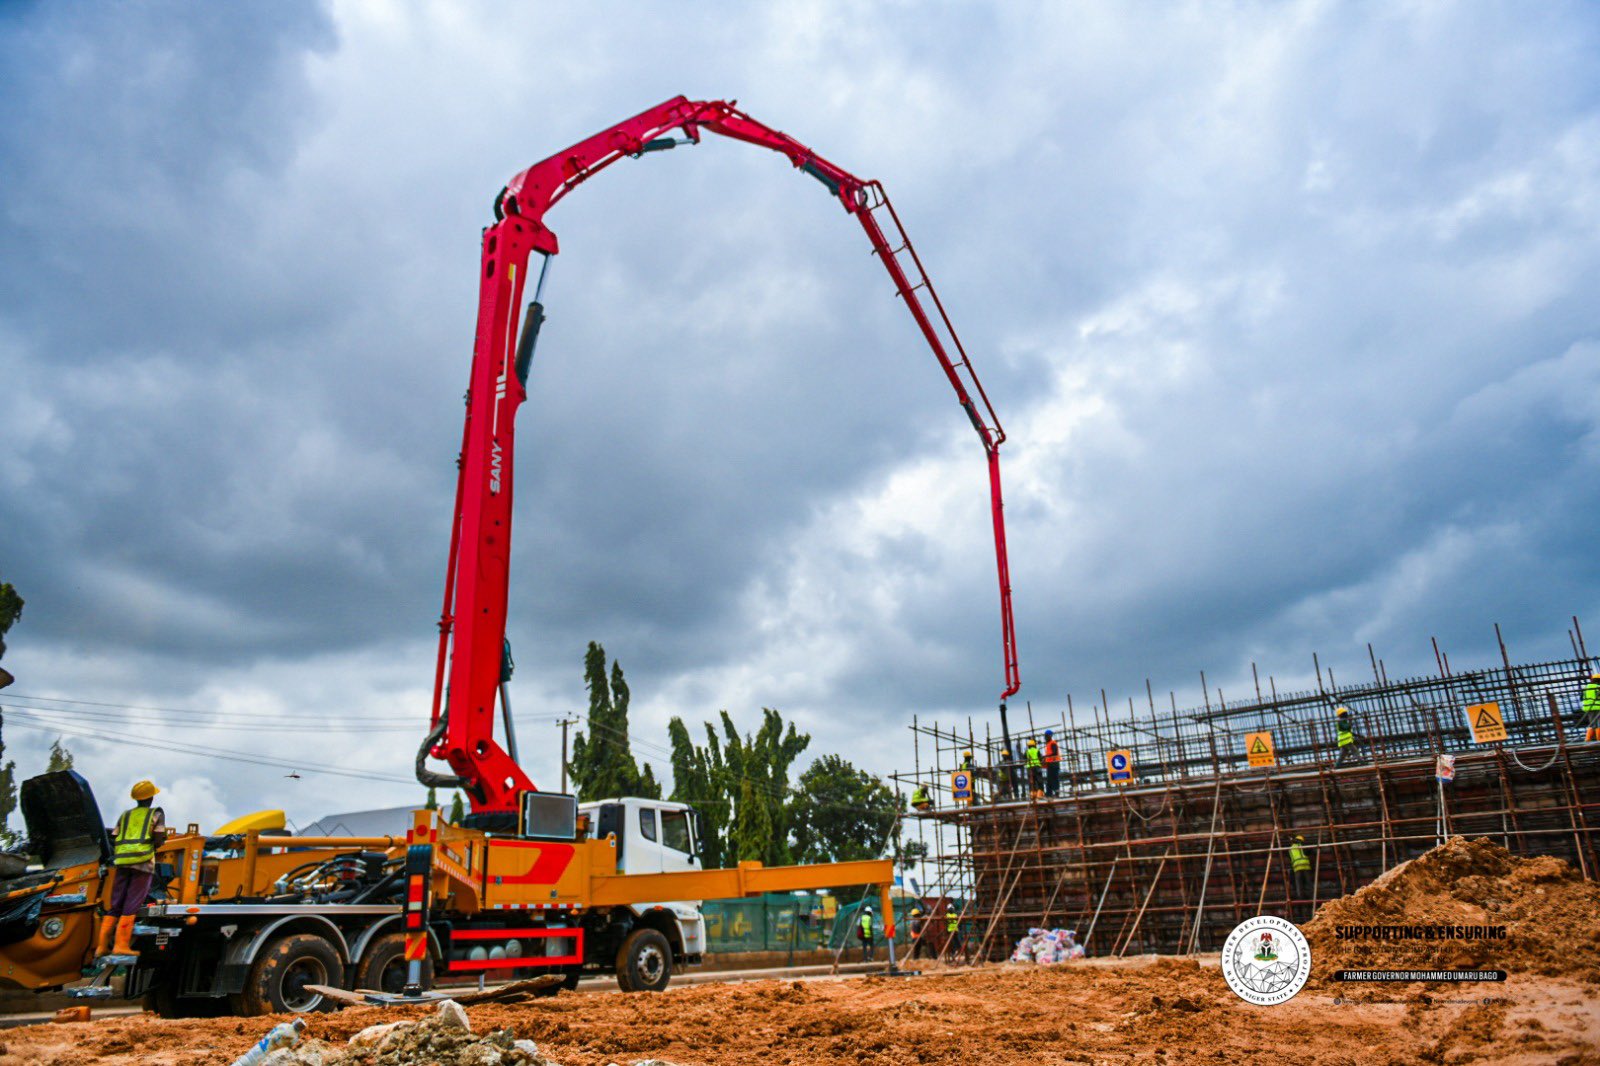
[661,809,692,854]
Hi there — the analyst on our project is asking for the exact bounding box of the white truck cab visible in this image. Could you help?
[579,797,708,963]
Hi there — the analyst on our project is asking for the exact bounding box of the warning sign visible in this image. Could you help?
[950,770,973,804]
[1464,701,1508,744]
[1106,749,1134,784]
[1245,731,1276,768]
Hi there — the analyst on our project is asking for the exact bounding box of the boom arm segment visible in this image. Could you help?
[428,97,1020,814]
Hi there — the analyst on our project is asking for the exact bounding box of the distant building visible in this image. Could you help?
[298,807,416,839]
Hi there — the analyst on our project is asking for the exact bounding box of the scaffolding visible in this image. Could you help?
[895,627,1600,959]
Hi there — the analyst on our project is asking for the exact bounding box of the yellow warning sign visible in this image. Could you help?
[1464,701,1507,744]
[1245,730,1276,768]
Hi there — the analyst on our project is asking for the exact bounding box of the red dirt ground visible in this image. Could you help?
[4,837,1596,1065]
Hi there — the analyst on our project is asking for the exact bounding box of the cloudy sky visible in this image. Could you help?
[2,1,1598,833]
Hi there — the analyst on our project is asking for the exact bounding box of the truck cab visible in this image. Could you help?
[579,797,707,978]
[580,798,703,875]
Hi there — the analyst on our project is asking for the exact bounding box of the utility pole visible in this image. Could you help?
[557,716,579,794]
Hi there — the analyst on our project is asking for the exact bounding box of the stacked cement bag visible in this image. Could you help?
[1010,927,1087,964]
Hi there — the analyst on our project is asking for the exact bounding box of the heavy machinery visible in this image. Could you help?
[0,97,1017,1014]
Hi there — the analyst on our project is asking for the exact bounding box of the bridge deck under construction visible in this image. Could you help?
[897,643,1600,960]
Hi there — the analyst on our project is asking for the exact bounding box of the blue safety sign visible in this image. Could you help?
[950,770,973,803]
[1106,749,1134,784]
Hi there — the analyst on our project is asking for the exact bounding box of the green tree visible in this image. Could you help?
[716,708,809,867]
[787,754,900,865]
[667,716,726,869]
[0,579,20,844]
[0,581,22,662]
[898,838,929,871]
[448,792,465,825]
[45,738,73,773]
[568,642,661,801]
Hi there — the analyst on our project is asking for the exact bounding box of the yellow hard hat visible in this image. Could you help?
[131,780,160,801]
[1294,834,1305,842]
[1591,671,1600,679]
[963,750,973,757]
[1335,705,1348,716]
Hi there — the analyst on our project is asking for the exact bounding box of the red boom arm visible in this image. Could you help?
[424,97,1020,813]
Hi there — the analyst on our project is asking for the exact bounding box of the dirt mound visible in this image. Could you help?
[1304,835,1600,984]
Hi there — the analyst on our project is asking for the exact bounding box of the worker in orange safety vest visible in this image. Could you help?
[1042,730,1062,798]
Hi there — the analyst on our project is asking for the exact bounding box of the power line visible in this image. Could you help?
[3,718,414,786]
[6,692,416,722]
[4,705,421,734]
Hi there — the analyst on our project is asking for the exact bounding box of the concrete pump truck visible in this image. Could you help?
[0,97,1019,1016]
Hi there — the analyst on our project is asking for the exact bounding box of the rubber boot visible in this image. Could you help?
[94,915,117,957]
[112,915,137,956]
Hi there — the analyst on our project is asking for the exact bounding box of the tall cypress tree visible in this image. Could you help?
[568,642,661,801]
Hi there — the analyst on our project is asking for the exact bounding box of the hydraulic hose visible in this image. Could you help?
[416,714,466,790]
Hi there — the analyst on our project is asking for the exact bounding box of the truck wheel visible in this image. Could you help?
[237,933,344,1015]
[615,928,671,993]
[355,933,433,995]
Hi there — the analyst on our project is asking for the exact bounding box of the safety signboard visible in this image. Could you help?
[1464,701,1508,744]
[1106,749,1134,784]
[950,770,973,803]
[1245,731,1276,768]
[1436,754,1456,782]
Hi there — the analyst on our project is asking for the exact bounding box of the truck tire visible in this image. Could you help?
[236,933,344,1015]
[615,928,671,993]
[354,933,433,995]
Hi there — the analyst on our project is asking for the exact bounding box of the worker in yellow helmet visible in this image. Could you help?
[1333,706,1360,766]
[1288,834,1313,921]
[1582,671,1600,743]
[1024,738,1044,798]
[97,781,167,960]
[910,784,933,812]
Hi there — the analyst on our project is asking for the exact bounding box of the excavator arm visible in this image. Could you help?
[425,97,1019,814]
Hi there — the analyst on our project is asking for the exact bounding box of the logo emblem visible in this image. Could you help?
[1220,915,1311,1005]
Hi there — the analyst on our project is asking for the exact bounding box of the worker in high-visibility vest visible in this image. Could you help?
[1024,738,1044,798]
[1583,671,1600,742]
[908,906,927,958]
[994,749,1015,802]
[98,780,167,959]
[1288,834,1313,921]
[1334,706,1359,766]
[1042,729,1062,798]
[857,905,875,962]
[959,749,976,773]
[910,784,933,812]
[944,908,963,960]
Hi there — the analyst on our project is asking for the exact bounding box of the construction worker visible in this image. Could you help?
[1334,705,1360,765]
[910,784,933,812]
[908,906,926,959]
[944,906,963,961]
[1024,737,1043,798]
[959,749,976,773]
[1288,834,1313,921]
[858,904,875,962]
[98,780,166,960]
[1042,729,1062,798]
[993,749,1014,802]
[1583,671,1600,742]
